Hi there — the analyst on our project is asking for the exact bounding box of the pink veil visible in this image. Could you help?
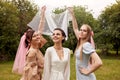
[90,31,95,49]
[12,33,28,75]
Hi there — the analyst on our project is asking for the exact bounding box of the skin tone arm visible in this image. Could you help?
[68,7,79,40]
[80,52,102,75]
[37,6,47,47]
[38,6,46,33]
[36,50,44,68]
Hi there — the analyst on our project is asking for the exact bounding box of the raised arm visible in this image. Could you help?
[38,6,46,33]
[68,7,79,40]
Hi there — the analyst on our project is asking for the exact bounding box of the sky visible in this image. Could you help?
[31,0,116,18]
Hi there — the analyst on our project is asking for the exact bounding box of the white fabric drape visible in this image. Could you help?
[27,9,71,39]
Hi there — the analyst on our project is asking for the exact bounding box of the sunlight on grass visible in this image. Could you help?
[95,58,120,80]
[0,61,21,80]
[0,55,120,80]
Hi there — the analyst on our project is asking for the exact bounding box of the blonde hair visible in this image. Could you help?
[75,24,92,60]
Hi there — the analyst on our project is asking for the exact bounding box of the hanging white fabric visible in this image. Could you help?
[27,9,71,40]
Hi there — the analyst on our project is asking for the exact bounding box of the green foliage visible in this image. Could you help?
[0,0,38,60]
[12,0,38,35]
[98,1,120,55]
[72,6,99,30]
[0,0,19,60]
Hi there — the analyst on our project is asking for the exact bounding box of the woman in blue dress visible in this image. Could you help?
[68,7,102,80]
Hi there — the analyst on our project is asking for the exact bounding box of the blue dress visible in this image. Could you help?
[75,42,96,80]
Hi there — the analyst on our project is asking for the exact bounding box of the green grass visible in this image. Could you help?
[95,55,120,80]
[0,61,21,80]
[0,55,120,80]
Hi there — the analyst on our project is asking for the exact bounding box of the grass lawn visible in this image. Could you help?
[0,55,120,80]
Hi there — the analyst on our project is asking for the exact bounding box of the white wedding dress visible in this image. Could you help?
[43,46,70,80]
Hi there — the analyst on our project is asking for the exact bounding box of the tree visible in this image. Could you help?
[12,0,37,36]
[98,1,120,55]
[0,0,19,60]
[0,0,38,61]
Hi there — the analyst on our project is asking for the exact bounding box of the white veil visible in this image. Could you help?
[27,8,71,39]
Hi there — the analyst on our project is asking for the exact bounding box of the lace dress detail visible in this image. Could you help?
[43,46,70,80]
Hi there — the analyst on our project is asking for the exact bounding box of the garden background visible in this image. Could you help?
[0,0,120,80]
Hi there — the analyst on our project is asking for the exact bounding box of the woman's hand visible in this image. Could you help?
[67,7,74,15]
[38,5,46,33]
[41,5,46,13]
[79,67,90,75]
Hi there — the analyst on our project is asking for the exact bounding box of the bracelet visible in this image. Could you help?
[40,21,45,23]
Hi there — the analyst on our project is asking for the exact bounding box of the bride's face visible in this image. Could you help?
[52,30,64,43]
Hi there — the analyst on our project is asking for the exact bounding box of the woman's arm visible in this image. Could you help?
[36,50,44,68]
[38,6,47,48]
[68,7,79,40]
[43,48,51,80]
[80,52,102,75]
[38,6,46,33]
[64,49,70,80]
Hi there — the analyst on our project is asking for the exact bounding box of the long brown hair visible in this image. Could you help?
[25,29,35,48]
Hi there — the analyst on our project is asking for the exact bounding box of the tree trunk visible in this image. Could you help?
[116,47,119,55]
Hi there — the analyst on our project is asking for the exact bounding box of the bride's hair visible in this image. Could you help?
[54,28,66,43]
